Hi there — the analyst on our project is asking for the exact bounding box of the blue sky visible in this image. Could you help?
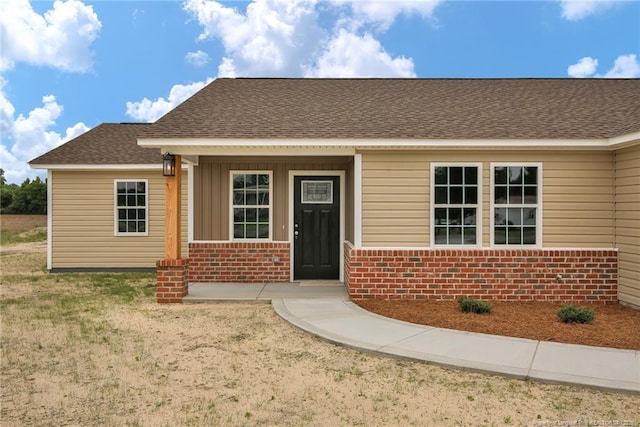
[1,0,639,183]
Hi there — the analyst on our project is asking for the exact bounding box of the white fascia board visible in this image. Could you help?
[608,131,640,149]
[137,137,634,152]
[138,139,357,156]
[30,164,190,171]
[30,164,162,170]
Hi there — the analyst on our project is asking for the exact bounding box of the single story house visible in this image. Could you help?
[30,78,639,307]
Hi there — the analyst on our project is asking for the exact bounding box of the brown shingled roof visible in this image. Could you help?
[30,78,640,166]
[30,123,159,165]
[141,78,640,140]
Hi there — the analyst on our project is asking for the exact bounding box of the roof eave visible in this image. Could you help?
[607,131,640,150]
[138,136,640,155]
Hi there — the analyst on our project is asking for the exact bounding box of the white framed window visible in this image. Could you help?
[114,180,148,236]
[431,163,482,246]
[230,171,272,240]
[491,163,542,247]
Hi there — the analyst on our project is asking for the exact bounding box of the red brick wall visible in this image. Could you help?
[157,258,189,303]
[189,242,290,283]
[345,247,617,303]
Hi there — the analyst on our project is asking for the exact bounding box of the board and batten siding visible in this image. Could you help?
[50,170,188,269]
[361,150,615,248]
[193,156,353,241]
[615,144,640,307]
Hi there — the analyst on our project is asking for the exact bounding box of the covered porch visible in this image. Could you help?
[150,148,359,303]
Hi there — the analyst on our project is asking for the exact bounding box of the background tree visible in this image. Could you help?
[0,169,47,214]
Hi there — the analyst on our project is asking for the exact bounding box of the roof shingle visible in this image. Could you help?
[142,78,640,140]
[30,123,159,165]
[31,78,640,166]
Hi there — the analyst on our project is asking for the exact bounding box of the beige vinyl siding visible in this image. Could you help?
[361,157,429,246]
[615,144,640,307]
[50,170,188,269]
[361,150,614,248]
[194,156,352,241]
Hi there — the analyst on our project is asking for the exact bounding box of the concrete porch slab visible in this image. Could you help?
[183,282,348,303]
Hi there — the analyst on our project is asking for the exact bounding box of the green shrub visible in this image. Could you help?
[557,304,595,324]
[457,296,492,314]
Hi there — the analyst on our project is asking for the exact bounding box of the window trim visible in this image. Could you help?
[430,162,483,248]
[229,170,273,241]
[490,162,543,248]
[114,179,149,237]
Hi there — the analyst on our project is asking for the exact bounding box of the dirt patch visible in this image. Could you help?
[0,214,47,232]
[0,240,47,256]
[0,228,47,257]
[356,299,640,350]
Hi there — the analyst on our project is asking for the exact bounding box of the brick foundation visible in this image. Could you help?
[189,242,290,283]
[345,244,617,303]
[157,258,189,303]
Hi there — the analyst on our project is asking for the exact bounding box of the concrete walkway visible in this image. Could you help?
[185,283,639,394]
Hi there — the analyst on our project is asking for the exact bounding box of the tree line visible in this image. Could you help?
[0,169,47,215]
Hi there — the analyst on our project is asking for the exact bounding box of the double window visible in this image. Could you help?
[492,164,540,246]
[432,164,481,246]
[231,172,272,239]
[431,163,541,247]
[115,180,148,236]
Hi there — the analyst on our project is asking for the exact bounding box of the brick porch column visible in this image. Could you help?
[157,258,189,303]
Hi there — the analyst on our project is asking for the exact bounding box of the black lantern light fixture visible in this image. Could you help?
[162,153,176,177]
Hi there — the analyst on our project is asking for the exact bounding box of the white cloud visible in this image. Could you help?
[0,90,89,183]
[559,0,617,21]
[567,54,640,78]
[12,95,89,165]
[186,50,211,67]
[306,29,415,77]
[0,0,99,183]
[0,0,102,72]
[602,54,640,78]
[125,79,214,122]
[333,0,441,30]
[184,0,325,77]
[217,57,237,78]
[567,56,598,77]
[0,77,15,137]
[184,0,431,78]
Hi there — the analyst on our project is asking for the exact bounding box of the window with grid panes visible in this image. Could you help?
[115,180,147,235]
[231,172,271,239]
[433,165,480,245]
[493,165,539,245]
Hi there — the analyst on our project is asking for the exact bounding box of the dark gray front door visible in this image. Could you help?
[293,176,340,280]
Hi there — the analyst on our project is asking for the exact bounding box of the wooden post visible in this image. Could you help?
[165,155,181,259]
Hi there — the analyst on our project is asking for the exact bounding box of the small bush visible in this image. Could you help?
[458,296,492,314]
[557,304,595,324]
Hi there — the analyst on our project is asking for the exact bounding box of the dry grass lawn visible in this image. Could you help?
[1,240,639,426]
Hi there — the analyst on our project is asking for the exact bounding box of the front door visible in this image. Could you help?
[293,176,340,280]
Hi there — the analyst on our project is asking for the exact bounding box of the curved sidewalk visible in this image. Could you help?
[272,298,639,394]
